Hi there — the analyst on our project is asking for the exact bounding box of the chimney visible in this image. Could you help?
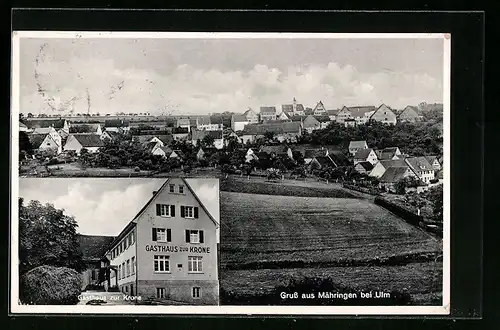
[152,191,157,195]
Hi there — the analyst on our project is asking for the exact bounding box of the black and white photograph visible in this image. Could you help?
[11,32,450,315]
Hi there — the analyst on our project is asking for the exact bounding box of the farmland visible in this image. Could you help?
[219,191,442,304]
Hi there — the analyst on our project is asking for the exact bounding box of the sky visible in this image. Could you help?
[18,36,444,116]
[19,178,220,236]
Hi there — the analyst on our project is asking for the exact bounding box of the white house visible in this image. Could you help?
[353,148,378,165]
[405,156,435,184]
[231,114,250,132]
[29,133,63,154]
[63,134,104,154]
[191,130,224,150]
[312,101,327,116]
[369,104,397,125]
[348,140,368,156]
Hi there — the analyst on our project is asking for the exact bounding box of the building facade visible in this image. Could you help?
[103,178,220,305]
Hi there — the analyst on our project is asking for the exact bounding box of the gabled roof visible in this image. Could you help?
[104,119,129,128]
[425,155,439,164]
[314,115,331,123]
[146,141,160,152]
[259,145,290,155]
[378,159,408,169]
[32,127,56,135]
[25,118,66,129]
[260,106,277,114]
[304,149,326,159]
[71,134,105,147]
[243,108,257,117]
[376,147,401,160]
[171,149,185,158]
[354,148,375,160]
[398,105,421,118]
[69,123,101,133]
[290,115,308,122]
[192,129,223,141]
[347,106,376,118]
[326,109,339,116]
[243,122,301,135]
[327,150,351,167]
[355,161,374,171]
[405,156,433,172]
[176,118,191,126]
[379,166,410,183]
[232,114,248,122]
[349,140,368,149]
[314,155,335,167]
[29,133,48,149]
[78,234,115,261]
[304,108,314,115]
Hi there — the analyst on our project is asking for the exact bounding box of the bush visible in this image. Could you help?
[134,166,140,172]
[20,265,82,305]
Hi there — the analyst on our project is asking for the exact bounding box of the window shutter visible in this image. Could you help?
[199,230,204,243]
[156,204,161,216]
[170,205,175,217]
[152,228,157,241]
[185,230,190,243]
[167,229,171,242]
[181,206,185,218]
[194,207,199,218]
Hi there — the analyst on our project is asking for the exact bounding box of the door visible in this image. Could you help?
[130,284,134,296]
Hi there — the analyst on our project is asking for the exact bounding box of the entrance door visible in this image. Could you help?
[130,284,134,296]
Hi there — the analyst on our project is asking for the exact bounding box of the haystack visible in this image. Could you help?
[20,265,82,305]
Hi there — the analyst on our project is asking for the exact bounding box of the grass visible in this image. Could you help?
[220,262,442,305]
[219,191,442,268]
[48,163,152,177]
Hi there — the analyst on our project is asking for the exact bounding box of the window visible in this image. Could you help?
[185,230,204,244]
[188,256,203,273]
[118,265,121,279]
[152,228,172,242]
[156,204,175,217]
[131,257,136,275]
[124,238,128,250]
[154,255,170,273]
[126,260,130,277]
[181,206,198,219]
[169,184,175,193]
[125,286,128,293]
[192,287,201,299]
[122,262,126,277]
[131,231,135,244]
[156,288,166,299]
[178,185,184,194]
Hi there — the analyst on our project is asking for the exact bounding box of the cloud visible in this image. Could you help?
[21,48,443,115]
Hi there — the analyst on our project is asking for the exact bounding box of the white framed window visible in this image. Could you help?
[169,184,175,193]
[157,228,167,242]
[161,204,171,217]
[188,256,203,273]
[187,230,201,244]
[192,287,201,299]
[154,255,170,273]
[178,185,184,194]
[184,206,194,218]
[131,256,136,275]
[156,288,166,299]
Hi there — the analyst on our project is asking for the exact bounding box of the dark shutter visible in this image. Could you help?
[194,207,199,218]
[185,230,190,243]
[152,228,157,241]
[199,230,204,243]
[156,204,161,216]
[167,229,172,242]
[181,206,185,218]
[170,205,175,217]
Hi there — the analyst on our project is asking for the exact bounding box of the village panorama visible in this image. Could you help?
[14,35,445,309]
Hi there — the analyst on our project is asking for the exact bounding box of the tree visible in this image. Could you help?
[27,112,34,118]
[18,198,84,275]
[264,131,275,142]
[226,136,240,153]
[395,176,421,195]
[19,131,33,153]
[202,134,215,148]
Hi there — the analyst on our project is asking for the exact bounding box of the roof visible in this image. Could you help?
[260,145,289,155]
[304,108,314,115]
[347,106,376,118]
[290,115,308,122]
[176,118,191,126]
[24,118,66,129]
[355,161,374,171]
[32,127,56,135]
[260,106,277,114]
[379,167,410,183]
[69,123,101,133]
[327,109,339,116]
[405,156,433,172]
[314,115,331,123]
[104,119,129,128]
[71,134,105,147]
[304,149,326,159]
[29,133,48,149]
[282,104,293,112]
[19,121,28,129]
[379,159,408,169]
[159,146,173,154]
[425,155,438,163]
[78,234,115,261]
[349,140,368,149]
[354,148,374,160]
[399,105,421,117]
[232,114,248,122]
[314,155,335,167]
[243,122,301,135]
[376,147,400,160]
[146,141,160,152]
[191,129,223,141]
[172,127,189,134]
[327,150,351,167]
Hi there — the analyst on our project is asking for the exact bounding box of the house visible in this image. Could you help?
[19,121,31,132]
[241,108,259,124]
[99,178,219,304]
[379,166,418,193]
[259,145,294,160]
[425,155,442,171]
[375,147,402,161]
[104,119,130,133]
[398,106,423,123]
[277,111,291,121]
[63,134,105,154]
[172,127,189,141]
[354,161,374,174]
[312,101,327,116]
[282,98,306,116]
[353,148,378,165]
[405,156,435,184]
[195,116,223,131]
[69,123,103,135]
[326,109,339,121]
[244,148,259,163]
[335,106,352,123]
[170,150,185,160]
[302,115,321,133]
[242,122,302,143]
[231,114,249,132]
[369,104,397,125]
[78,234,115,290]
[29,133,62,154]
[310,155,336,170]
[101,130,120,141]
[152,146,173,158]
[24,118,70,134]
[260,106,277,121]
[191,129,224,150]
[176,118,191,132]
[368,159,409,178]
[315,116,332,129]
[348,140,369,156]
[348,106,376,125]
[303,149,326,164]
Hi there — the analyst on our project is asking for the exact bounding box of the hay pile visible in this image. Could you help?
[20,265,82,305]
